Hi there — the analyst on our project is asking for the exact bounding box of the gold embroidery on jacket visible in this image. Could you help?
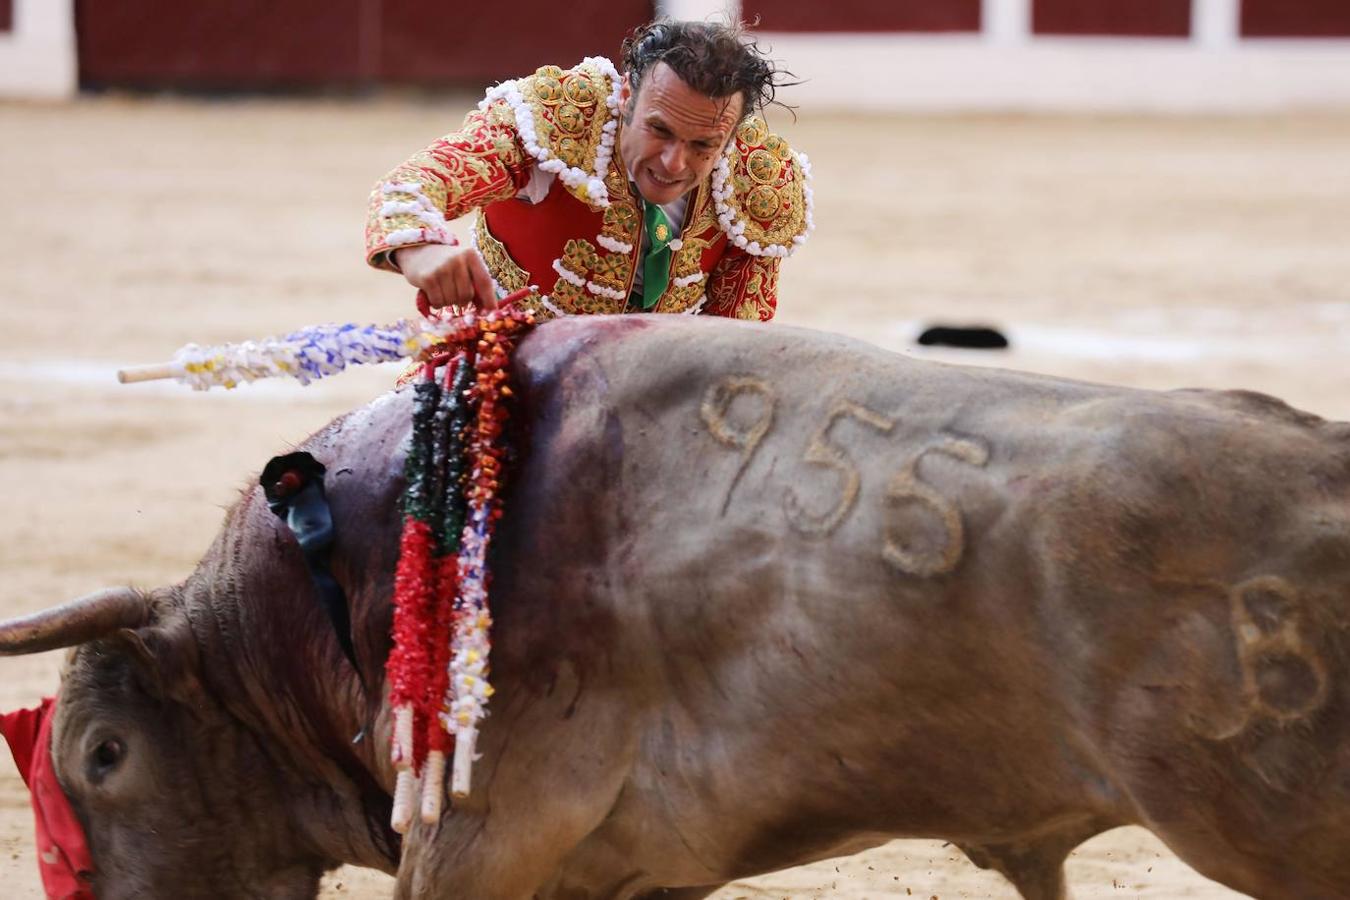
[551,279,589,312]
[590,252,628,296]
[473,210,529,293]
[542,155,638,314]
[519,61,616,208]
[724,116,809,251]
[551,238,626,315]
[706,254,779,322]
[653,181,717,313]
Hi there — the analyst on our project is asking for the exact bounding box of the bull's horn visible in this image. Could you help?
[0,588,151,655]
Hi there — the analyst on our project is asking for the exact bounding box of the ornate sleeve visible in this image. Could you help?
[365,101,532,272]
[702,251,780,322]
[698,116,812,321]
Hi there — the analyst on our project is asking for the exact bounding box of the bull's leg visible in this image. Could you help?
[394,683,638,899]
[395,814,573,900]
[958,818,1111,900]
[959,841,1068,900]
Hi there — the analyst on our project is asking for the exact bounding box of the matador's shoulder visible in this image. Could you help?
[713,115,815,258]
[478,57,623,209]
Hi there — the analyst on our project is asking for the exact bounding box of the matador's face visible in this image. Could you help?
[618,62,744,206]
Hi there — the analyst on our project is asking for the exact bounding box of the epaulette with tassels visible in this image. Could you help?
[385,291,535,833]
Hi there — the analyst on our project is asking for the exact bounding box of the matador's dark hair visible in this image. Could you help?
[620,19,797,121]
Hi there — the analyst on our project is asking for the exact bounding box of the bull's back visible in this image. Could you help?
[300,316,1350,892]
[305,314,1350,763]
[502,318,1350,863]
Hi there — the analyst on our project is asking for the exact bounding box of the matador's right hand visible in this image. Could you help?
[394,244,499,311]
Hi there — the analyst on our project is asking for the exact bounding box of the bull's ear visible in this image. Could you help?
[107,616,203,706]
[0,588,150,655]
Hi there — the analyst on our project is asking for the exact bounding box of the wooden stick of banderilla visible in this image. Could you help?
[116,364,179,384]
[451,727,478,798]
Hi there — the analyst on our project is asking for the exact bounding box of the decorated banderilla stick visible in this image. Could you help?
[115,319,447,391]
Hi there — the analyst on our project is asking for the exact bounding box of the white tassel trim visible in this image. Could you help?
[382,201,456,234]
[596,234,634,253]
[480,57,622,209]
[380,199,426,216]
[380,181,446,219]
[536,292,567,317]
[681,294,709,315]
[381,180,456,248]
[710,148,815,258]
[551,258,586,287]
[796,150,816,245]
[586,280,626,300]
[673,271,705,288]
[386,227,456,248]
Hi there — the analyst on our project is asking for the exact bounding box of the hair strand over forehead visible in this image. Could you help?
[620,19,798,122]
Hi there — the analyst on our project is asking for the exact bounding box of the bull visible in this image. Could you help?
[3,314,1349,899]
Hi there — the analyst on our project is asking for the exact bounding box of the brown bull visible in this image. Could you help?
[3,314,1349,899]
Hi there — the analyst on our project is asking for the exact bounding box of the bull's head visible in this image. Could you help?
[0,587,336,899]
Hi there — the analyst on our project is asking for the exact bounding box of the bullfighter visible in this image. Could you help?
[365,19,813,322]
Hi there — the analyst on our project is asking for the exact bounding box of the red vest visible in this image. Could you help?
[479,160,731,317]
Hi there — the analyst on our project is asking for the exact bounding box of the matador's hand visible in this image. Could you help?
[394,244,499,311]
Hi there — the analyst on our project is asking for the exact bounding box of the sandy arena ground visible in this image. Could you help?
[1,95,1348,898]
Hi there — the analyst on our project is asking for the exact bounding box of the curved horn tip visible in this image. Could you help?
[0,587,152,656]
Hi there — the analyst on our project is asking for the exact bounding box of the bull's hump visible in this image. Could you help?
[303,388,410,469]
[512,315,889,386]
[512,314,753,381]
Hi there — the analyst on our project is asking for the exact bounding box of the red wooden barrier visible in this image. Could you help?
[742,0,980,33]
[77,1,367,88]
[1033,0,1191,37]
[379,0,651,85]
[1242,0,1350,36]
[76,0,653,90]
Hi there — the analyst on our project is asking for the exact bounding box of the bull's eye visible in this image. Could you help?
[93,738,125,772]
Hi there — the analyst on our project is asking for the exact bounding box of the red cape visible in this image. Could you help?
[1,697,96,899]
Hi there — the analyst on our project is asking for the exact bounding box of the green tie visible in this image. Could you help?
[640,201,674,310]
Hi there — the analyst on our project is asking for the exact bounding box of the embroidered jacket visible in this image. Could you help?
[365,57,813,321]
